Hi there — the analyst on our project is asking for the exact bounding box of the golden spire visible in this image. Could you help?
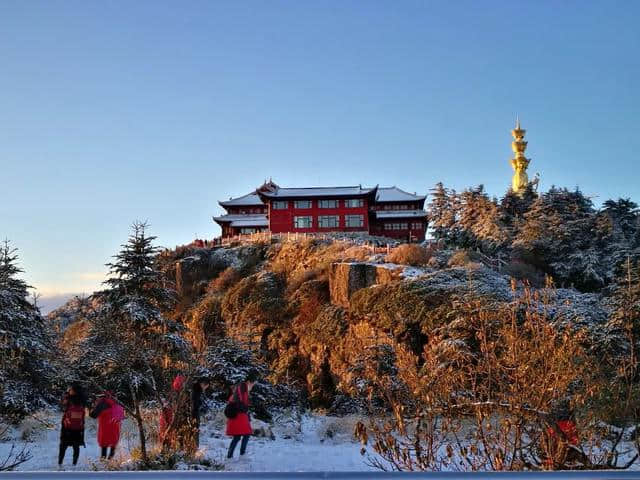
[510,117,530,195]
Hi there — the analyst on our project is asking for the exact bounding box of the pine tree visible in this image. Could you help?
[602,198,639,238]
[597,198,640,283]
[500,183,537,220]
[100,221,175,326]
[76,223,190,462]
[453,185,508,253]
[0,240,55,419]
[427,183,456,243]
[514,187,603,290]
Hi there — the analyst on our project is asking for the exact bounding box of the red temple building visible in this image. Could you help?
[213,181,428,242]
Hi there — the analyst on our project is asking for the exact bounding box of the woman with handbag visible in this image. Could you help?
[225,372,258,459]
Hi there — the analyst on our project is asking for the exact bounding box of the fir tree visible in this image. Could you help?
[514,187,603,290]
[0,240,55,419]
[602,198,639,238]
[76,223,189,463]
[500,183,537,220]
[427,182,456,243]
[597,198,640,282]
[455,185,508,253]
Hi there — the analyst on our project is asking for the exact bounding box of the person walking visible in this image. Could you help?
[226,372,257,459]
[58,383,87,469]
[90,391,125,460]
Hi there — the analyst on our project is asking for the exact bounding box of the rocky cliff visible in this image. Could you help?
[50,237,615,411]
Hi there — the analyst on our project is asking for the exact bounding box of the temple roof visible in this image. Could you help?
[376,186,426,202]
[212,214,268,227]
[218,184,426,211]
[376,210,428,219]
[259,185,378,199]
[218,192,264,207]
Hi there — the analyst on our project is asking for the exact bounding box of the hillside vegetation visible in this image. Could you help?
[3,185,640,471]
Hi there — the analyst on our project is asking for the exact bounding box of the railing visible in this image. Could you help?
[210,231,399,253]
[3,471,640,479]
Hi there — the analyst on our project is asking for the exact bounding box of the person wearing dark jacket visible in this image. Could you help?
[58,383,88,468]
[186,377,210,453]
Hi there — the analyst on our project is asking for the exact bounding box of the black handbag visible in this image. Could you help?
[224,386,242,419]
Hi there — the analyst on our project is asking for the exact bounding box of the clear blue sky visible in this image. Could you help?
[1,0,639,297]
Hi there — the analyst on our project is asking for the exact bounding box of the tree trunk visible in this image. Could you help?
[130,384,148,464]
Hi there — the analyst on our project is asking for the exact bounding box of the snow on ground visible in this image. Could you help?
[0,411,375,472]
[0,410,145,471]
[3,410,640,472]
[202,414,375,472]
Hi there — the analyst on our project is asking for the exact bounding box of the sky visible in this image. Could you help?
[1,0,639,299]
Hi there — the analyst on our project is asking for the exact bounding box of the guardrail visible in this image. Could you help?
[3,470,640,479]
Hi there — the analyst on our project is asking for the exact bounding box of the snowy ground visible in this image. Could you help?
[0,411,376,472]
[6,411,637,472]
[202,414,375,472]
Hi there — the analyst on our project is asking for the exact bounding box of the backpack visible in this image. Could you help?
[224,386,247,419]
[63,404,85,431]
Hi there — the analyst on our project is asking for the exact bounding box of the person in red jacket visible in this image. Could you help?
[90,391,125,460]
[226,372,258,459]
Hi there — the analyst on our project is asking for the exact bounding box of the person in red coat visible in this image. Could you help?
[90,392,125,460]
[226,372,258,459]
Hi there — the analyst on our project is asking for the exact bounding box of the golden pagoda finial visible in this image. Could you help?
[509,118,530,195]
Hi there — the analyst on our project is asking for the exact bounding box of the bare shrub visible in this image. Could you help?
[286,268,323,296]
[269,239,371,282]
[0,423,31,471]
[207,267,241,293]
[386,244,431,266]
[447,249,482,267]
[354,287,634,471]
[295,295,323,327]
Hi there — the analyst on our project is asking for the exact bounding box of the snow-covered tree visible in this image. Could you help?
[0,240,55,419]
[74,223,190,462]
[427,183,456,243]
[514,187,602,290]
[596,198,640,283]
[500,183,537,220]
[455,185,508,253]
